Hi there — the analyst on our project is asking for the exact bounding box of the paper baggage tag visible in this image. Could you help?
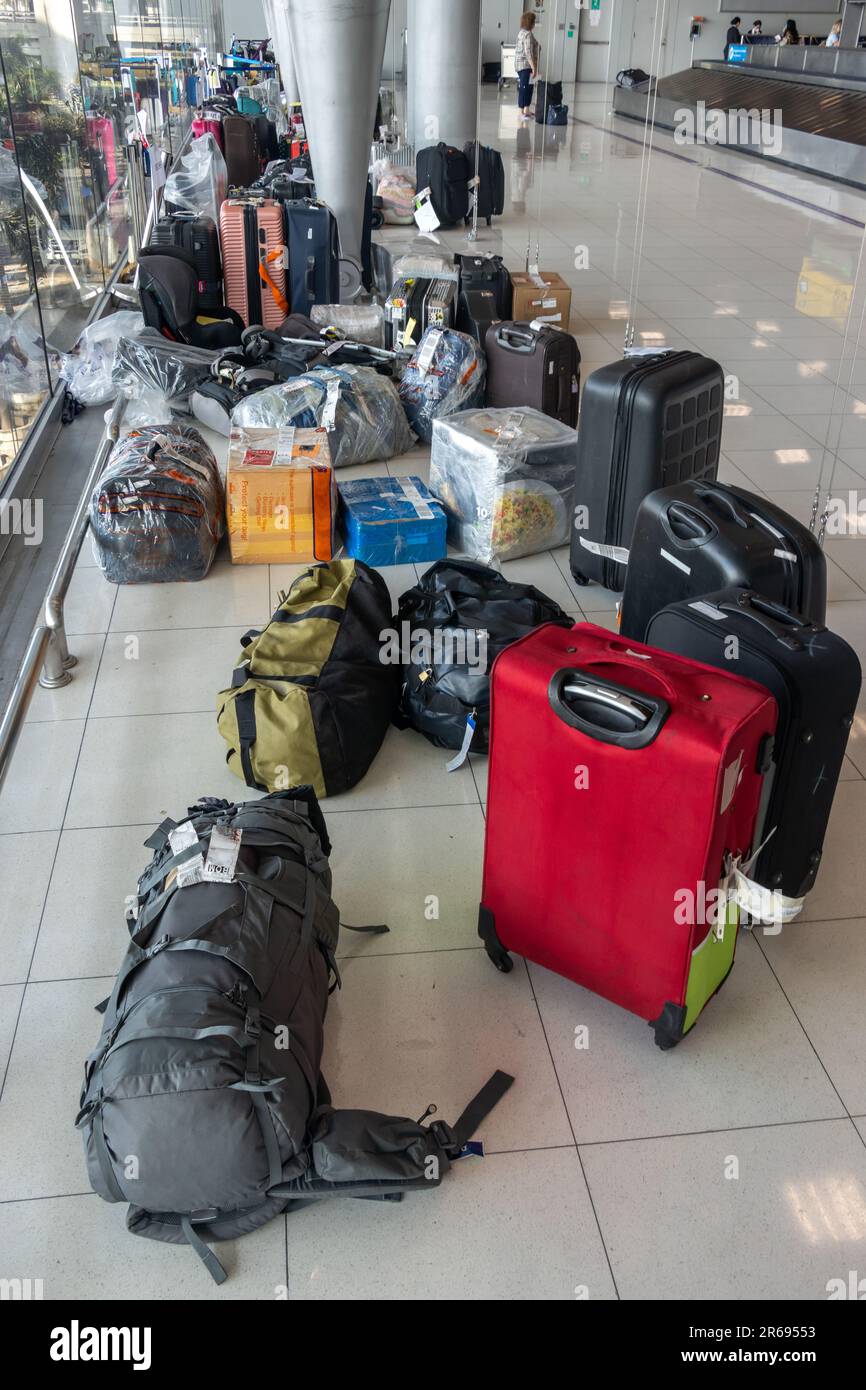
[528,263,541,278]
[416,328,442,377]
[203,825,243,883]
[165,820,204,887]
[719,750,744,816]
[321,376,341,430]
[402,317,418,348]
[274,427,297,464]
[414,190,440,233]
[529,314,562,328]
[399,479,435,519]
[468,174,481,189]
[578,537,630,564]
[446,712,477,772]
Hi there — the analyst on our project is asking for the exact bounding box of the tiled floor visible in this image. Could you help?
[2,84,866,1300]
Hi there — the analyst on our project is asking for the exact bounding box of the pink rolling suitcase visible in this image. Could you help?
[219,197,288,329]
[192,110,224,152]
[87,115,117,187]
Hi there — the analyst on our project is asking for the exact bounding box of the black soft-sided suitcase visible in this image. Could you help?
[645,589,861,899]
[619,481,828,639]
[416,143,471,226]
[456,288,499,344]
[149,212,222,310]
[484,321,580,428]
[284,201,340,315]
[463,142,505,224]
[455,252,513,319]
[570,352,723,592]
[223,114,261,188]
[535,79,564,124]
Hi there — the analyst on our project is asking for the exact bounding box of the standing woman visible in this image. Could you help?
[515,11,540,121]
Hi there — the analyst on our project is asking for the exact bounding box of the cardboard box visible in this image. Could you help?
[338,475,447,567]
[510,271,572,328]
[226,426,336,565]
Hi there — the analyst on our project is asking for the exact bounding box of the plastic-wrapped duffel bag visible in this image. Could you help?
[90,423,224,583]
[398,326,485,444]
[231,364,413,468]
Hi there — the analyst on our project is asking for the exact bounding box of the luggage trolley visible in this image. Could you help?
[499,43,517,88]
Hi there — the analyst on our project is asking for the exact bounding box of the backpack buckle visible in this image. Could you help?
[429,1119,459,1155]
[245,1006,262,1039]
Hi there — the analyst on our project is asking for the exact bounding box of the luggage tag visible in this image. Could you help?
[203,825,243,884]
[468,175,481,190]
[494,410,526,450]
[529,314,562,328]
[578,537,630,564]
[414,187,440,233]
[401,317,418,349]
[416,328,442,377]
[624,344,674,358]
[398,478,435,519]
[320,374,342,430]
[168,821,205,889]
[446,710,477,773]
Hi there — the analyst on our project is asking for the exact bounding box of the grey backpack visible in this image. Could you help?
[77,789,512,1284]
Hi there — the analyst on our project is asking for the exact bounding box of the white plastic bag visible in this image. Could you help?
[163,134,227,225]
[58,312,144,406]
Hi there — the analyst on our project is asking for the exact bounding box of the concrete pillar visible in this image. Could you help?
[287,0,391,295]
[408,0,481,151]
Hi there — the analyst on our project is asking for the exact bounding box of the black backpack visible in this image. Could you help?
[616,68,653,88]
[454,252,513,319]
[416,143,471,226]
[78,788,514,1284]
[394,560,570,753]
[463,142,505,224]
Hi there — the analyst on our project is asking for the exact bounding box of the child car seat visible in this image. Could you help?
[138,246,244,349]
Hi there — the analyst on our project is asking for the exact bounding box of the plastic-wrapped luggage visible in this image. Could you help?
[231,364,413,468]
[374,160,416,224]
[310,303,385,347]
[112,329,220,402]
[163,134,227,227]
[90,424,224,584]
[398,327,486,444]
[429,407,578,564]
[58,311,144,406]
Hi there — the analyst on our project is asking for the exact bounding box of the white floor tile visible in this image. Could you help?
[0,720,85,834]
[65,566,116,636]
[322,726,480,812]
[528,933,844,1143]
[24,635,103,724]
[89,626,249,718]
[581,1119,866,1300]
[285,1148,617,1300]
[109,551,270,632]
[0,831,58,984]
[0,983,23,1077]
[324,950,573,1152]
[329,803,486,956]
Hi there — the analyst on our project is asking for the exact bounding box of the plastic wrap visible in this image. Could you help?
[398,327,485,445]
[393,244,455,278]
[58,312,144,406]
[163,135,227,226]
[429,408,578,564]
[310,304,385,347]
[231,364,413,468]
[339,475,446,567]
[90,423,224,583]
[226,424,335,564]
[374,160,416,225]
[112,330,222,401]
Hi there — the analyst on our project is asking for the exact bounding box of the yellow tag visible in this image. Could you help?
[402,317,417,347]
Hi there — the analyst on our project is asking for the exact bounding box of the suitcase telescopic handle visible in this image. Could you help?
[548,670,669,748]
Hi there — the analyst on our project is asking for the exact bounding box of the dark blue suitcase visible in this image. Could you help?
[285,201,340,314]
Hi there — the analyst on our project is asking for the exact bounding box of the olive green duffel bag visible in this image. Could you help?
[217,559,398,797]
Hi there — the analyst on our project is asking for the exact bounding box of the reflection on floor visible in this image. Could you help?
[1,84,866,1301]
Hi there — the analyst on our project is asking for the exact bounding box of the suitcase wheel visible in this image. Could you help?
[486,943,514,973]
[571,571,591,587]
[654,1031,679,1052]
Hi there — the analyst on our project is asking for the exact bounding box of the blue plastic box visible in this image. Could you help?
[338,475,447,567]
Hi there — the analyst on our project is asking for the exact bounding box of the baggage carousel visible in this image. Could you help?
[612,54,866,189]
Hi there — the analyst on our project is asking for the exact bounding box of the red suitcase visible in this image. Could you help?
[478,622,777,1048]
[192,110,224,152]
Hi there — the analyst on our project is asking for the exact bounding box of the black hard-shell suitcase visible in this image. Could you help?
[149,212,222,310]
[223,114,261,188]
[415,143,471,226]
[645,589,861,899]
[456,288,499,344]
[535,79,564,124]
[569,351,723,592]
[484,321,580,428]
[284,201,340,315]
[454,252,513,319]
[463,142,505,224]
[619,481,828,639]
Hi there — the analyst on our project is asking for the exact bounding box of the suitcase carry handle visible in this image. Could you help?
[548,670,669,748]
[665,501,714,543]
[495,324,536,353]
[692,485,749,529]
[716,592,821,644]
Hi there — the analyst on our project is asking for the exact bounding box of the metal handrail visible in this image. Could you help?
[0,395,126,798]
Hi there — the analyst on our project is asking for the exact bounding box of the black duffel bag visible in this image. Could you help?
[394,559,570,754]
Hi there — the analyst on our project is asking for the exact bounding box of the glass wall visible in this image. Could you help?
[0,0,223,488]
